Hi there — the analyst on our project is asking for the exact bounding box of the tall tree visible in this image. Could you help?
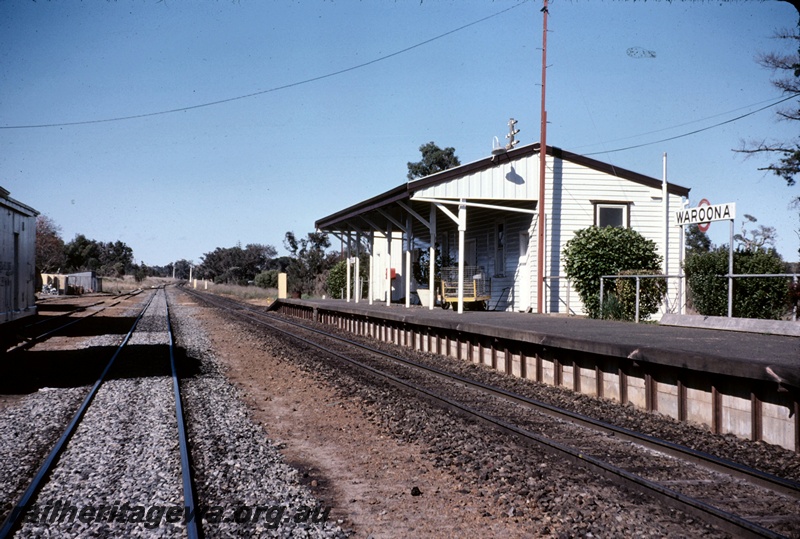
[35,215,66,273]
[99,240,133,277]
[283,231,336,296]
[407,142,461,181]
[198,243,277,284]
[64,234,102,272]
[737,27,800,186]
[733,214,778,251]
[737,24,799,256]
[172,259,193,280]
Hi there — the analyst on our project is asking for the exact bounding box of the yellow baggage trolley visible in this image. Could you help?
[439,266,491,310]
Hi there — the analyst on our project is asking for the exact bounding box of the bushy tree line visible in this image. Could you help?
[284,231,339,297]
[683,218,795,320]
[35,142,460,295]
[191,231,343,297]
[35,215,214,283]
[36,216,138,277]
[35,215,343,294]
[197,243,279,285]
[684,247,789,319]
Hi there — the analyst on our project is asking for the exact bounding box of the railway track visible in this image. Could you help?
[186,289,800,539]
[6,290,144,354]
[0,287,200,538]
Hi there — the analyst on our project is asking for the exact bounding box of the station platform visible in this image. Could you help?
[273,298,799,382]
[270,298,800,452]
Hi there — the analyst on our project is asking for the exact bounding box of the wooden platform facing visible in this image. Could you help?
[270,298,800,452]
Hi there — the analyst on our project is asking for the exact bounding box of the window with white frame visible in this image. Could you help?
[594,203,628,228]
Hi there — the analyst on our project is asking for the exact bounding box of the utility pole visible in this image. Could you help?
[537,0,549,314]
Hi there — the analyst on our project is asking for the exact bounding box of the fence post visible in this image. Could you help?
[728,219,734,317]
[635,276,641,323]
[599,277,604,317]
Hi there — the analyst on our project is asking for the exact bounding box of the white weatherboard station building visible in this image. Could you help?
[316,142,690,317]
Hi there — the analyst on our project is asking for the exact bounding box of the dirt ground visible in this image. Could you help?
[186,297,538,538]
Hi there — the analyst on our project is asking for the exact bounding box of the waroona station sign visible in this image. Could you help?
[675,200,738,317]
[675,201,736,229]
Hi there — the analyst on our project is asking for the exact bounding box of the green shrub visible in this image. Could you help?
[600,291,626,321]
[254,270,279,289]
[683,249,728,316]
[326,260,347,299]
[684,247,788,319]
[611,269,667,321]
[325,257,370,299]
[563,226,664,319]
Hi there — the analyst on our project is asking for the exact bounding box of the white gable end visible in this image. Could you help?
[410,154,540,201]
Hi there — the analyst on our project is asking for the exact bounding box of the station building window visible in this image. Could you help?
[593,202,630,228]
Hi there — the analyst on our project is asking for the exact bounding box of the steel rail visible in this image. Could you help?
[23,290,143,330]
[185,289,792,539]
[165,289,201,539]
[22,300,104,328]
[0,289,159,539]
[9,290,144,353]
[189,290,800,499]
[268,307,800,499]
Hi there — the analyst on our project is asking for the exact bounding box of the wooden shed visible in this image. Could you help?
[1,187,39,325]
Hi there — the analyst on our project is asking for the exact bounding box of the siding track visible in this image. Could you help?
[0,288,200,538]
[7,290,143,354]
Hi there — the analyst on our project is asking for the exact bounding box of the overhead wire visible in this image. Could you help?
[0,1,530,130]
[4,0,794,153]
[573,94,799,151]
[582,93,800,156]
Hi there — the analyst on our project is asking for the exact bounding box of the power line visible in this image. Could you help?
[573,95,798,151]
[0,1,529,130]
[583,93,800,156]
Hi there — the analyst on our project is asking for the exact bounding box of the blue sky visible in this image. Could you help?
[2,0,798,266]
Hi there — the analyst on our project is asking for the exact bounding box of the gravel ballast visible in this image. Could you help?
[0,290,349,538]
[194,293,775,537]
[169,291,348,538]
[5,287,798,538]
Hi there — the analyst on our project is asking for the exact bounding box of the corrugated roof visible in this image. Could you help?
[0,186,40,217]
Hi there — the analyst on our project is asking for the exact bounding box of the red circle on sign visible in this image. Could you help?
[697,198,711,232]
